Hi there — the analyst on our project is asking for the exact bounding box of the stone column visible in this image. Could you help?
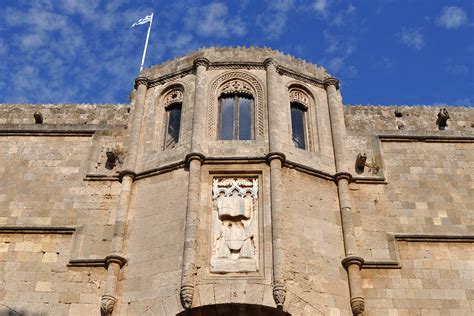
[325,78,365,315]
[191,58,209,152]
[100,77,148,316]
[265,58,287,308]
[180,58,209,309]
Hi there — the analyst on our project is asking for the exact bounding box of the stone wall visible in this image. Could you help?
[0,104,129,126]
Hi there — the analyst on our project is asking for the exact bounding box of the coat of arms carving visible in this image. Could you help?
[210,177,259,273]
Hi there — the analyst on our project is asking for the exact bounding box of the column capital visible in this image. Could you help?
[265,152,286,164]
[263,57,278,68]
[134,76,148,89]
[185,152,206,166]
[324,77,340,89]
[193,57,210,69]
[104,254,127,268]
[334,172,352,182]
[341,255,364,269]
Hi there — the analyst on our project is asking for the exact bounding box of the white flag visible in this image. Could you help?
[131,14,153,28]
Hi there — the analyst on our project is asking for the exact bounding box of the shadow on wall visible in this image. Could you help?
[177,304,291,316]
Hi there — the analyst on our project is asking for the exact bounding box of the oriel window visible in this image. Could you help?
[164,103,182,149]
[290,102,307,149]
[219,94,254,140]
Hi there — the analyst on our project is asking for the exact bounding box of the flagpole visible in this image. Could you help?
[139,13,153,72]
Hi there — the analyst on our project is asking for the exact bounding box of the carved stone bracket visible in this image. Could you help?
[180,285,194,309]
[350,296,365,315]
[273,283,287,308]
[100,294,117,316]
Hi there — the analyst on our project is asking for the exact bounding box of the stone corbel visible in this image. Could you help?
[273,283,287,308]
[180,285,194,309]
[100,294,117,316]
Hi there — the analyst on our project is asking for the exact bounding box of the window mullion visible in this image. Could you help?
[234,95,239,140]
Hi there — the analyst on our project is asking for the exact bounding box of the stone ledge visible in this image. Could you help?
[0,226,76,234]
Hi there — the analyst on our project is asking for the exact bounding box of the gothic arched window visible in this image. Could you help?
[162,88,183,149]
[290,102,307,149]
[217,79,256,141]
[219,93,254,140]
[289,88,310,150]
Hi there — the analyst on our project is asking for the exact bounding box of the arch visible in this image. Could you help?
[208,72,264,140]
[177,304,291,316]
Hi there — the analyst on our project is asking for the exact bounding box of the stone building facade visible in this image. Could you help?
[0,47,472,315]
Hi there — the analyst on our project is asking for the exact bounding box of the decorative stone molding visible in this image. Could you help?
[104,254,127,268]
[220,79,253,96]
[350,297,365,315]
[288,88,310,109]
[100,295,117,316]
[134,77,148,89]
[180,285,194,309]
[273,283,287,308]
[209,62,265,70]
[323,77,340,89]
[341,255,364,270]
[277,67,325,88]
[208,71,264,139]
[148,68,194,88]
[210,177,259,273]
[161,88,184,108]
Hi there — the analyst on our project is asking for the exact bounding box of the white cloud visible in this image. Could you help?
[313,0,328,16]
[333,3,356,26]
[186,2,246,38]
[257,0,294,40]
[438,6,468,29]
[399,28,424,50]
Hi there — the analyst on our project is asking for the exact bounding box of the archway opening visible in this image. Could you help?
[177,303,291,316]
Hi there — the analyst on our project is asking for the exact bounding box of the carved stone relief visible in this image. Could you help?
[162,88,183,108]
[289,88,309,108]
[210,177,259,273]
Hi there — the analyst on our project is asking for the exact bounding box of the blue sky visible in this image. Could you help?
[0,0,472,106]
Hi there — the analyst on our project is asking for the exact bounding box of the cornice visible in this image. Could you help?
[138,61,332,89]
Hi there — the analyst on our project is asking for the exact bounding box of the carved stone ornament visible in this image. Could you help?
[100,295,117,316]
[162,88,184,108]
[273,284,287,307]
[210,178,259,273]
[289,88,309,108]
[350,297,365,315]
[180,285,194,309]
[220,79,253,96]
